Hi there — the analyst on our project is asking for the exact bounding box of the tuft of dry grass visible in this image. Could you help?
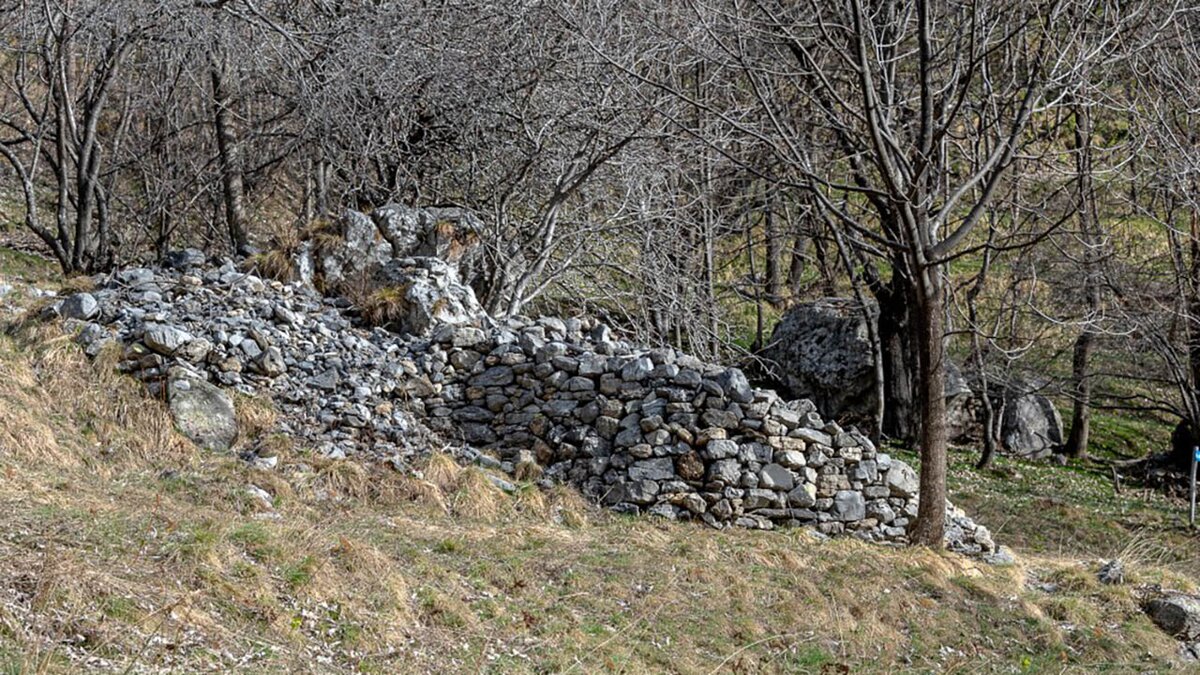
[247,249,298,282]
[422,451,462,493]
[359,285,411,328]
[449,467,510,522]
[0,322,191,469]
[58,275,96,294]
[513,455,544,482]
[396,475,449,513]
[234,392,279,446]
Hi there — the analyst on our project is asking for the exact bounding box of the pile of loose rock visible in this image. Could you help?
[42,204,999,553]
[59,258,432,461]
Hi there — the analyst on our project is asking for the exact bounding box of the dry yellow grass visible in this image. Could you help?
[359,285,411,328]
[0,271,1193,673]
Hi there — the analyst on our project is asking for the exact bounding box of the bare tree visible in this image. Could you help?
[0,1,158,273]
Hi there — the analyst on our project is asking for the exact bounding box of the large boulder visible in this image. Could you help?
[995,381,1063,458]
[167,367,238,451]
[317,209,395,288]
[373,204,484,272]
[760,298,973,429]
[316,204,485,293]
[759,298,878,419]
[1146,592,1200,641]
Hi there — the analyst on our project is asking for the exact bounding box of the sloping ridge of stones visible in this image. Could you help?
[47,214,1000,556]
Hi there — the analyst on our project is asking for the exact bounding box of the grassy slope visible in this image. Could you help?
[0,248,1194,674]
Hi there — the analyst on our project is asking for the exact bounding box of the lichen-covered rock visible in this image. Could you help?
[370,257,484,337]
[167,367,237,451]
[759,298,877,419]
[1147,593,1200,641]
[885,460,920,498]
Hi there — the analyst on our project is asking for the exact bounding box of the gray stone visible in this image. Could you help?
[831,491,865,521]
[473,366,515,387]
[787,483,817,508]
[885,460,920,498]
[1098,559,1124,585]
[628,457,676,481]
[775,449,806,469]
[715,367,753,404]
[621,357,654,382]
[167,368,237,452]
[175,338,212,363]
[1147,593,1200,641]
[605,479,659,506]
[866,500,895,523]
[646,503,677,520]
[702,439,739,460]
[311,368,341,391]
[707,459,742,485]
[143,323,193,355]
[793,427,833,447]
[999,385,1064,458]
[759,464,795,491]
[61,293,99,320]
[743,488,776,510]
[252,346,287,377]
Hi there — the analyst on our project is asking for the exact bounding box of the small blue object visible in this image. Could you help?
[1194,447,1200,463]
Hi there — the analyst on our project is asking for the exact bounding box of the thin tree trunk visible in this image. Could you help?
[787,233,808,297]
[968,227,998,469]
[1188,208,1200,420]
[211,64,249,254]
[765,198,783,303]
[747,216,765,351]
[1065,104,1100,459]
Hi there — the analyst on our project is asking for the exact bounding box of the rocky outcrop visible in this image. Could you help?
[49,256,996,553]
[313,204,485,294]
[365,257,485,337]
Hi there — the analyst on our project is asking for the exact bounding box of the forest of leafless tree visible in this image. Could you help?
[6,0,1200,544]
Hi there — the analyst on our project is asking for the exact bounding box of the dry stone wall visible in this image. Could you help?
[414,318,931,542]
[48,250,997,554]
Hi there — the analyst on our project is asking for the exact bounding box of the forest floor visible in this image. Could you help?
[1,246,1198,673]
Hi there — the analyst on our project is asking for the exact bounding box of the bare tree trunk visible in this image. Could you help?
[909,268,948,547]
[747,215,765,351]
[1065,104,1100,459]
[875,268,918,441]
[211,63,249,254]
[787,233,808,298]
[765,198,783,304]
[1189,209,1200,418]
[969,228,998,469]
